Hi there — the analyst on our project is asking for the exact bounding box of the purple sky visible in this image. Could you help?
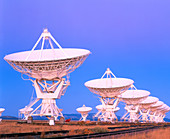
[0,0,170,118]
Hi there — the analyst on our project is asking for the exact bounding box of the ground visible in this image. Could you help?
[0,120,170,138]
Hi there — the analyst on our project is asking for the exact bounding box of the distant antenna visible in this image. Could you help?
[85,68,134,122]
[76,105,92,121]
[119,90,150,122]
[149,101,164,123]
[138,96,159,122]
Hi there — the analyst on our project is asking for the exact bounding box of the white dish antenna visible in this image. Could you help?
[96,105,103,111]
[86,68,133,122]
[119,90,150,105]
[85,68,134,98]
[4,28,90,80]
[96,105,120,112]
[150,101,164,112]
[76,105,92,114]
[157,104,169,112]
[4,28,90,125]
[76,105,92,121]
[19,106,33,120]
[140,96,159,109]
[19,107,33,113]
[119,86,150,122]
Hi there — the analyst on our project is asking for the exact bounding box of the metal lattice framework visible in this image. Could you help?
[5,54,89,80]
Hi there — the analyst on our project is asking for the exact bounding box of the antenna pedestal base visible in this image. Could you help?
[95,98,119,123]
[21,78,69,125]
[80,113,88,121]
[138,109,150,122]
[121,105,139,122]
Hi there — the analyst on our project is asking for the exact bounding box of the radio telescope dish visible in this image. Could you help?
[138,96,159,122]
[119,87,150,122]
[157,104,169,111]
[149,101,164,123]
[4,49,90,80]
[153,104,170,123]
[19,107,33,113]
[140,96,159,108]
[4,28,90,125]
[76,105,92,121]
[96,105,103,111]
[4,29,90,80]
[76,105,92,114]
[85,68,134,123]
[96,105,120,112]
[119,90,150,105]
[150,101,164,111]
[19,106,33,120]
[85,78,134,98]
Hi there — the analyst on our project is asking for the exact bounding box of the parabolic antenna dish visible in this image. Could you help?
[96,105,103,111]
[157,104,169,113]
[76,105,92,114]
[151,101,164,109]
[96,105,120,112]
[119,90,150,105]
[0,108,5,113]
[85,78,134,98]
[4,49,90,80]
[4,28,91,80]
[19,107,33,113]
[140,96,159,108]
[157,104,168,110]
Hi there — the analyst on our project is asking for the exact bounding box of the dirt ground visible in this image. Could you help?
[0,120,170,138]
[111,127,170,139]
[0,120,118,134]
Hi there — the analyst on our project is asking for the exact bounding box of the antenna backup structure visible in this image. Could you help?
[85,68,134,122]
[4,28,90,125]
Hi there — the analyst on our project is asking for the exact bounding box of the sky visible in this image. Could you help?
[0,0,170,118]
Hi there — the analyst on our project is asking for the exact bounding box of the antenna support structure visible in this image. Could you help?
[94,68,119,122]
[4,28,90,125]
[21,29,70,123]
